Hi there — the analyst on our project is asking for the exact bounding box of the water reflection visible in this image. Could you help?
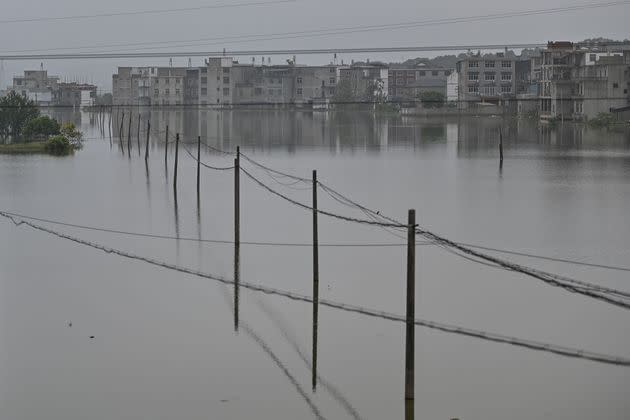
[99,108,630,158]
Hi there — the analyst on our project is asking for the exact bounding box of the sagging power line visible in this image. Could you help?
[0,0,296,25]
[2,211,628,367]
[2,2,628,54]
[184,146,630,308]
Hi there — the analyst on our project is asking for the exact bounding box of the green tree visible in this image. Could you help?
[332,79,355,103]
[0,91,40,141]
[419,91,445,109]
[45,135,71,155]
[23,116,61,140]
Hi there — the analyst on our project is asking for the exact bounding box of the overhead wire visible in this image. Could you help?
[2,211,629,367]
[0,0,296,25]
[2,2,629,55]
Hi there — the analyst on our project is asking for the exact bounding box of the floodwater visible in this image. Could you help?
[1,109,629,420]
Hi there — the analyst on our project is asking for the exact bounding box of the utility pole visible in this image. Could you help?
[312,169,319,392]
[405,209,416,402]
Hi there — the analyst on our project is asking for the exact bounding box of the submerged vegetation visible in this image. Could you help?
[0,93,82,155]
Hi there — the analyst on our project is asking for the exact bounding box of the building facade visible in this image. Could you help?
[388,65,452,100]
[113,58,342,107]
[338,63,389,101]
[456,52,517,109]
[12,69,59,105]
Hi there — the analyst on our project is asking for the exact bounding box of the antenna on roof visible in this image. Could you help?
[188,58,192,67]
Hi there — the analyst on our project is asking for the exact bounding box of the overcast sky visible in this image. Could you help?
[0,0,628,91]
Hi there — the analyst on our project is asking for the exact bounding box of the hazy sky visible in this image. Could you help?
[0,0,628,91]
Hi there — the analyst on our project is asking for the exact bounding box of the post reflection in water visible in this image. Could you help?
[405,399,414,420]
[233,242,240,332]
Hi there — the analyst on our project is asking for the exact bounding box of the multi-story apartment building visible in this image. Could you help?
[338,63,389,100]
[12,69,59,105]
[456,52,517,108]
[12,68,97,107]
[388,65,452,100]
[536,41,629,120]
[113,58,341,107]
[538,42,578,120]
[572,53,629,120]
[56,83,97,107]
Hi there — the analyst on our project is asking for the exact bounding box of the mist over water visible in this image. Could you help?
[1,109,629,420]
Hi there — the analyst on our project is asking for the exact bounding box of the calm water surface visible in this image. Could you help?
[1,110,629,420]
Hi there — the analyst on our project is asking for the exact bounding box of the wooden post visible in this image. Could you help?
[127,110,132,155]
[234,146,240,247]
[164,125,169,166]
[499,127,504,166]
[173,133,180,192]
[234,241,240,332]
[144,120,150,161]
[405,209,416,401]
[197,136,201,194]
[312,169,319,392]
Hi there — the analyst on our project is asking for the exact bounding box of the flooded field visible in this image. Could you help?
[1,109,629,420]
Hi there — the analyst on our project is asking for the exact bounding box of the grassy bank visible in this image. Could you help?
[0,142,47,154]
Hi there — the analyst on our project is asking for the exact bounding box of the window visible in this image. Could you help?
[329,67,335,73]
[482,86,496,96]
[590,54,597,62]
[468,72,479,81]
[297,77,303,84]
[612,82,619,88]
[176,78,181,84]
[201,68,207,73]
[255,87,262,96]
[297,88,303,95]
[501,72,512,81]
[165,89,170,95]
[485,61,495,68]
[154,89,159,96]
[223,68,230,74]
[445,70,451,76]
[432,71,438,76]
[223,88,229,95]
[468,85,478,93]
[500,85,512,93]
[201,77,207,85]
[151,68,155,74]
[329,77,336,85]
[164,78,169,85]
[418,71,426,76]
[501,61,512,68]
[484,73,495,81]
[16,80,22,85]
[201,87,207,95]
[396,78,404,86]
[223,77,230,84]
[175,89,180,95]
[469,61,479,68]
